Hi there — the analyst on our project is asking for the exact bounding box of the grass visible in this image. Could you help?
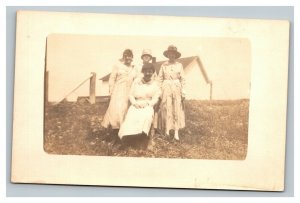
[44,99,249,160]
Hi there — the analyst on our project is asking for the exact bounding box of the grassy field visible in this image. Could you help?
[44,99,249,160]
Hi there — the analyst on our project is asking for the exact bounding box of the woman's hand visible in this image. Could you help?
[133,102,140,108]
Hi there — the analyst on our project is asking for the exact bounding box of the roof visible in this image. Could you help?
[99,56,210,83]
[100,73,110,82]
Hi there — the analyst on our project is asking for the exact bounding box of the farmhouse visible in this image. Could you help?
[98,56,212,100]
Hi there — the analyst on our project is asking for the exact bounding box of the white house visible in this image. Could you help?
[98,56,212,100]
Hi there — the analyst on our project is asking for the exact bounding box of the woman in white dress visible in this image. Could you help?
[118,63,161,147]
[101,49,138,138]
[158,45,186,141]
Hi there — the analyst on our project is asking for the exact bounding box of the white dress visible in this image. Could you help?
[101,60,138,129]
[118,78,161,138]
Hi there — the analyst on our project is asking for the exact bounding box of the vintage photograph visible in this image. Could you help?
[11,11,289,190]
[44,34,251,159]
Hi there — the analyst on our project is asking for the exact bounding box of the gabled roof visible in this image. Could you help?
[99,72,111,82]
[99,56,210,84]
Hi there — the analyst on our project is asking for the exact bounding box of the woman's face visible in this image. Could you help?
[142,55,152,63]
[167,52,176,62]
[143,69,154,82]
[123,54,133,66]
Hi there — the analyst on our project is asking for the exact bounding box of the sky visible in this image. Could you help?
[46,34,251,102]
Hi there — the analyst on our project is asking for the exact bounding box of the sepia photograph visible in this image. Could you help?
[11,11,289,191]
[44,34,250,159]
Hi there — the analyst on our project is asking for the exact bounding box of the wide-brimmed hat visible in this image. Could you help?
[163,45,181,59]
[141,49,152,59]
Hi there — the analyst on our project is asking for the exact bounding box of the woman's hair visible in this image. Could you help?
[123,49,133,57]
[141,63,155,73]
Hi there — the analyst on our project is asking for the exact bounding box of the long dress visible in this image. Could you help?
[101,60,138,129]
[158,61,186,133]
[118,78,161,139]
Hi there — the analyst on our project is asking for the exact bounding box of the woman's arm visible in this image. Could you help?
[179,63,186,98]
[129,79,137,105]
[129,79,146,108]
[108,65,118,95]
[157,64,164,87]
[148,82,162,107]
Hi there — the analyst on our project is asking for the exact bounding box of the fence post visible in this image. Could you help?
[90,72,96,104]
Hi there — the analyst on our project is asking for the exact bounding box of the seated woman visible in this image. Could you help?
[118,63,161,149]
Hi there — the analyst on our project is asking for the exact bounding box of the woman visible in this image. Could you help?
[158,45,186,141]
[101,49,138,137]
[118,63,161,147]
[141,49,152,65]
[137,49,157,78]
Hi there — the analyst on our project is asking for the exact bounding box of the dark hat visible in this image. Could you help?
[163,45,181,59]
[141,63,155,72]
[123,49,133,57]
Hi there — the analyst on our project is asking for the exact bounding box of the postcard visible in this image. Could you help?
[11,10,290,191]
